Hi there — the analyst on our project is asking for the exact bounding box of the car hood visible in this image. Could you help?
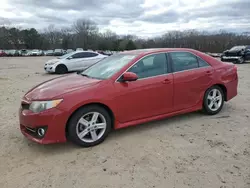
[45,58,61,65]
[225,49,242,53]
[24,74,102,100]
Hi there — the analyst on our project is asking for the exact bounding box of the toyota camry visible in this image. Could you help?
[19,48,238,147]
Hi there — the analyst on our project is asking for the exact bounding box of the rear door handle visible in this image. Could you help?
[162,79,171,84]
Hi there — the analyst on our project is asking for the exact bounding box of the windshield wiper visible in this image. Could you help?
[80,73,90,77]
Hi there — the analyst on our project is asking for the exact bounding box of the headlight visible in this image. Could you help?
[29,99,63,113]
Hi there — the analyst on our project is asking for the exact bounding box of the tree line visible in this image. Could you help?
[1,18,250,52]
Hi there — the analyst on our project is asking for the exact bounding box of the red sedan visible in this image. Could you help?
[19,48,238,147]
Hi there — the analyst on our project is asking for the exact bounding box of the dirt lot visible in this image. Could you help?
[0,57,249,188]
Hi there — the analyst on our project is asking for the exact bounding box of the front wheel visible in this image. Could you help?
[202,86,224,115]
[55,64,68,74]
[237,57,244,64]
[67,105,112,147]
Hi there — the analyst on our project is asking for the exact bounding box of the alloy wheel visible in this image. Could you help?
[207,88,223,111]
[76,112,107,143]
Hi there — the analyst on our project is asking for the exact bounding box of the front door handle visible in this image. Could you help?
[162,79,171,84]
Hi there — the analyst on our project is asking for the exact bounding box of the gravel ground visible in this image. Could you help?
[0,57,249,188]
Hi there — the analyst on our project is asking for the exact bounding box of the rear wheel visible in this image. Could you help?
[55,64,68,74]
[67,105,112,147]
[202,86,224,115]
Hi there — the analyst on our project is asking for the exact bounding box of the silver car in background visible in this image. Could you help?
[44,50,108,74]
[28,49,43,56]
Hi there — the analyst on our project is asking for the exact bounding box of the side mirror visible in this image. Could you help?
[122,72,138,82]
[67,56,73,60]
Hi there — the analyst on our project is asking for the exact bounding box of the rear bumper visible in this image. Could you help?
[225,79,238,101]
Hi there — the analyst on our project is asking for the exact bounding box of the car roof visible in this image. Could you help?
[74,50,98,53]
[120,48,200,56]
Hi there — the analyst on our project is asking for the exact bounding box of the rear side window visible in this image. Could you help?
[72,52,98,58]
[169,52,198,72]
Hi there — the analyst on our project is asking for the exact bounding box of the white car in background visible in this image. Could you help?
[76,48,83,51]
[29,49,43,56]
[44,51,108,74]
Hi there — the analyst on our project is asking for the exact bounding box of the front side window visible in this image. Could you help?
[81,54,137,79]
[197,57,210,67]
[127,53,167,79]
[72,52,85,58]
[169,52,198,72]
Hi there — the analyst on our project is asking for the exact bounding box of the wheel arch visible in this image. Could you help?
[65,102,115,136]
[211,83,227,101]
[56,63,68,72]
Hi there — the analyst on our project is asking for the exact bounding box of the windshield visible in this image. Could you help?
[55,49,62,52]
[81,54,137,80]
[57,51,75,59]
[230,46,245,50]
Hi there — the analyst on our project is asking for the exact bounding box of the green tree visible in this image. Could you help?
[21,28,42,49]
[125,40,137,50]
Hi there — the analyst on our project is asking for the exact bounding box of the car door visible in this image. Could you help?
[64,52,84,71]
[113,53,174,123]
[169,51,214,111]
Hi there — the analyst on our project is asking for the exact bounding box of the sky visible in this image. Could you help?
[0,0,249,37]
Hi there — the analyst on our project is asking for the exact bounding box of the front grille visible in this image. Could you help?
[25,126,36,133]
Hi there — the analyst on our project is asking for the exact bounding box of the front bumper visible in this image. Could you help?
[221,56,241,62]
[19,106,68,144]
[44,65,56,73]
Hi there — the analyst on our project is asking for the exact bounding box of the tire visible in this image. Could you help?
[202,86,225,115]
[237,57,244,64]
[55,64,68,74]
[67,105,112,147]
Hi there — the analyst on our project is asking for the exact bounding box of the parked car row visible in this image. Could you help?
[0,48,118,57]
